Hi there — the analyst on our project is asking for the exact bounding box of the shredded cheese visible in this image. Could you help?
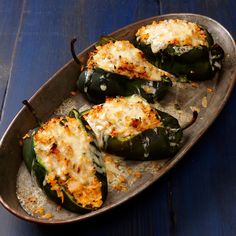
[83,95,161,146]
[136,19,208,53]
[87,40,170,81]
[34,117,103,209]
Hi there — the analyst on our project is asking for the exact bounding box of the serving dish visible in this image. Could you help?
[0,13,235,224]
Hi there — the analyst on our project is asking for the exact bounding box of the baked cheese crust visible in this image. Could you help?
[87,40,171,81]
[34,117,103,208]
[136,19,208,53]
[83,95,161,145]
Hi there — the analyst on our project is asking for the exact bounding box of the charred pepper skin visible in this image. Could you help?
[22,118,107,214]
[77,68,172,104]
[136,28,224,81]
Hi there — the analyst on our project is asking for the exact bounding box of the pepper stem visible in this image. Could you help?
[70,38,81,66]
[22,100,42,126]
[181,111,198,131]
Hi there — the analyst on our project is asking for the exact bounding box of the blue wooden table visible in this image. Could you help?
[0,1,235,235]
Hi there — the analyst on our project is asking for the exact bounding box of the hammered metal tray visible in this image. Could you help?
[0,13,235,224]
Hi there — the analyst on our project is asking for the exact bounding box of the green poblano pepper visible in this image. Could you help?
[103,110,183,160]
[22,115,107,214]
[79,95,195,161]
[71,38,173,104]
[78,68,172,104]
[135,21,224,81]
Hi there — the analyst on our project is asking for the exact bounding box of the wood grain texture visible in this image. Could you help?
[0,0,161,136]
[0,0,235,235]
[0,0,85,135]
[160,0,236,36]
[0,0,25,118]
[167,90,236,236]
[159,1,236,236]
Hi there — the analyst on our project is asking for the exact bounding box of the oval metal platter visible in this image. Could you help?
[0,13,235,224]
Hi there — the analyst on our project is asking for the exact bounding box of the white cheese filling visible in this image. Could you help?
[136,19,208,53]
[83,95,161,146]
[33,117,103,208]
[87,40,171,81]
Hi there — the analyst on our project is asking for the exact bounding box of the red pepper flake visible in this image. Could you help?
[94,104,103,112]
[119,175,126,183]
[70,91,77,96]
[130,118,141,128]
[106,97,114,102]
[207,87,214,93]
[110,128,117,137]
[139,51,145,58]
[50,143,58,154]
[133,171,142,178]
[113,184,122,191]
[191,82,199,88]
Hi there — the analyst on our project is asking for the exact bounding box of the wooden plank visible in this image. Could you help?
[160,0,236,37]
[0,1,25,117]
[159,1,236,235]
[167,91,236,236]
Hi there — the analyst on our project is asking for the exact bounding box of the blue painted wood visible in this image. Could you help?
[160,1,236,235]
[0,0,236,235]
[167,90,236,236]
[0,0,84,136]
[0,0,161,136]
[0,1,24,118]
[160,0,236,36]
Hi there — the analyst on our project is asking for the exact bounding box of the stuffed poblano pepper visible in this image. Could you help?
[135,19,224,81]
[80,95,189,161]
[73,39,173,104]
[22,115,107,213]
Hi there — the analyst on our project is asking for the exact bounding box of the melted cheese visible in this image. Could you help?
[87,40,171,81]
[34,117,103,208]
[136,19,208,53]
[83,95,161,146]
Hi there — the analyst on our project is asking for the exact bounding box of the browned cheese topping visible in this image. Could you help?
[83,95,162,145]
[136,19,208,53]
[87,40,171,81]
[34,117,103,208]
